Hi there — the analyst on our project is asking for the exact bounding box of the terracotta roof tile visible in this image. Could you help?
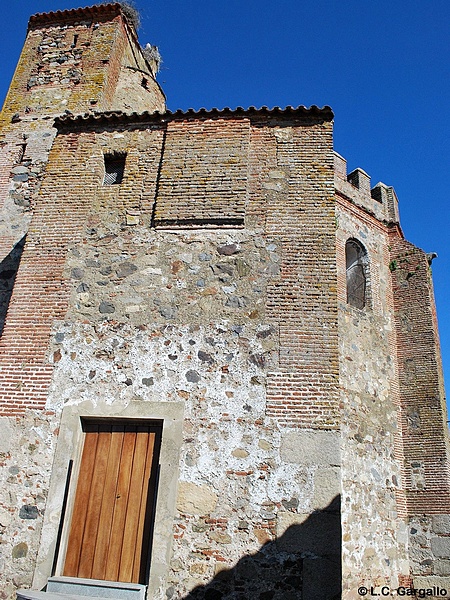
[55,105,334,129]
[28,3,123,29]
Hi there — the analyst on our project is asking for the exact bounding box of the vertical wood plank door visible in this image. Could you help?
[63,421,161,584]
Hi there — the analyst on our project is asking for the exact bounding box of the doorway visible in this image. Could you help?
[63,420,161,584]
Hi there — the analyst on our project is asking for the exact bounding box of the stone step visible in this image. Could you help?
[17,577,146,600]
[17,591,97,600]
[47,577,146,600]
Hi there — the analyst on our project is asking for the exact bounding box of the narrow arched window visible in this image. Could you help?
[346,239,367,309]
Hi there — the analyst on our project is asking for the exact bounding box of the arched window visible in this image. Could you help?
[346,239,368,309]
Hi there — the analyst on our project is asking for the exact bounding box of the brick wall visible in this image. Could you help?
[0,107,344,598]
[154,117,250,226]
[389,235,450,515]
[264,117,339,429]
[0,130,96,415]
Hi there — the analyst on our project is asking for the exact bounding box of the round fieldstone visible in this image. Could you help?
[116,262,137,278]
[159,306,176,319]
[186,370,200,383]
[198,350,213,363]
[217,243,239,256]
[71,268,84,280]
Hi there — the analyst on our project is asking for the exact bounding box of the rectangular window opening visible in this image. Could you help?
[17,143,27,164]
[103,153,126,185]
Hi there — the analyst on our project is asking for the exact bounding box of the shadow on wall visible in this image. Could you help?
[0,236,25,336]
[180,495,341,600]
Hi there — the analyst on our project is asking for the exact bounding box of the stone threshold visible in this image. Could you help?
[18,577,146,600]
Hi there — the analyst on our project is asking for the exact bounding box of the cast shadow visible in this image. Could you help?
[179,495,341,600]
[0,236,25,336]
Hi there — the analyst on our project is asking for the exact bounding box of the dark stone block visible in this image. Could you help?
[19,505,39,520]
[99,301,115,314]
[249,353,266,368]
[198,351,214,364]
[71,268,84,280]
[116,262,138,278]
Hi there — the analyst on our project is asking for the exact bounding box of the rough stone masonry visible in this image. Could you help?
[0,4,448,600]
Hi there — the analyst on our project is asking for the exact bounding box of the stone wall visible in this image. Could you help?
[336,197,409,595]
[409,515,450,584]
[0,412,58,600]
[1,5,164,123]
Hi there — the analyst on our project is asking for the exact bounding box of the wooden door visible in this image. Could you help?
[63,421,161,584]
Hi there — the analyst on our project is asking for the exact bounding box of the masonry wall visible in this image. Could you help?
[388,235,450,586]
[0,109,343,599]
[1,5,164,123]
[336,193,410,594]
[336,157,450,597]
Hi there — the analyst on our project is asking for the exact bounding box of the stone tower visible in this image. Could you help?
[0,4,448,600]
[0,2,164,267]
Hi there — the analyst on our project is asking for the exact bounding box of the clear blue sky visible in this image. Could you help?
[1,1,449,416]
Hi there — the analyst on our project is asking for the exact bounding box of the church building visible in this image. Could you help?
[0,4,448,599]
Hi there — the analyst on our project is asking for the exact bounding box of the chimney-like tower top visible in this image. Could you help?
[28,3,135,31]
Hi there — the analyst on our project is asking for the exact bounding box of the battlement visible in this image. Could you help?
[334,151,400,224]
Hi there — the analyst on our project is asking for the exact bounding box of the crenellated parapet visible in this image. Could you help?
[334,151,400,224]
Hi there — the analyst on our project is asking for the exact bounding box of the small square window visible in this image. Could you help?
[103,154,126,185]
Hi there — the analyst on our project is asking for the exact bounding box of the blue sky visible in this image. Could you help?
[1,1,449,416]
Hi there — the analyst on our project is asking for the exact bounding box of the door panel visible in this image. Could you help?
[63,428,98,577]
[132,432,156,583]
[119,428,150,582]
[103,428,135,582]
[63,421,160,584]
[91,425,124,580]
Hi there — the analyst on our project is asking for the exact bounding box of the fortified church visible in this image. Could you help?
[0,4,449,600]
